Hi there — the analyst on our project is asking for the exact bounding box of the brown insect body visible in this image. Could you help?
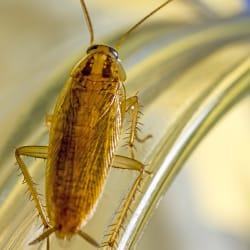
[46,45,126,239]
[15,1,174,248]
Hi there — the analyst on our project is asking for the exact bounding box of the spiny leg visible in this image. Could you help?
[15,146,48,226]
[15,146,51,249]
[103,155,149,248]
[125,96,151,158]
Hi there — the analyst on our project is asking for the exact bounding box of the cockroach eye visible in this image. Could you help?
[109,47,119,59]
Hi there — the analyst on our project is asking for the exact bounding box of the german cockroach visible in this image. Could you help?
[15,0,174,249]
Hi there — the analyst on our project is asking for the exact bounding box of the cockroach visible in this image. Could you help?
[15,0,174,249]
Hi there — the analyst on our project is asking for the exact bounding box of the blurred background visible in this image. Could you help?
[0,0,249,250]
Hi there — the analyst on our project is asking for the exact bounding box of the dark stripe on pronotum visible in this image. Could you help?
[102,58,112,78]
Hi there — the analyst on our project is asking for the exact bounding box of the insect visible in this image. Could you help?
[15,0,174,249]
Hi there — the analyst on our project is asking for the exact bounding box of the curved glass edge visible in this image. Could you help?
[123,56,250,250]
[103,17,250,250]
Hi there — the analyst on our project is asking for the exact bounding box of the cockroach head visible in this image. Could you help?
[86,44,119,60]
[83,44,126,81]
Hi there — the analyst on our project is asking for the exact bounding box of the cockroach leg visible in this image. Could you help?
[112,154,151,174]
[15,146,52,248]
[104,155,151,247]
[125,96,152,158]
[15,146,49,227]
[105,155,148,248]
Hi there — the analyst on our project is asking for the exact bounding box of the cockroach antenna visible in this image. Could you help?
[115,0,175,49]
[80,0,95,45]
